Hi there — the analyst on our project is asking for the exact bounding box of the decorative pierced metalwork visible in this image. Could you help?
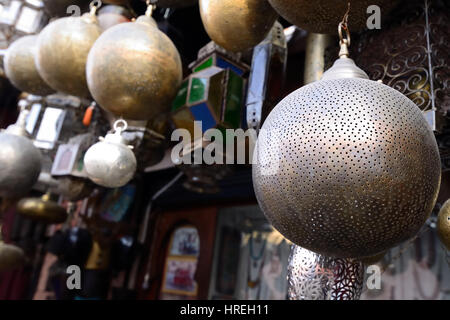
[354,0,450,129]
[287,245,364,300]
[253,76,441,258]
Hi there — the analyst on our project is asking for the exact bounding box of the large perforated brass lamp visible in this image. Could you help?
[252,24,441,258]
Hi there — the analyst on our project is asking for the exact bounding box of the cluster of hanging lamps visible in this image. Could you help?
[252,17,441,259]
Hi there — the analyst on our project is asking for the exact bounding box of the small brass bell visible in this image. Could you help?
[86,4,182,120]
[35,5,101,97]
[0,109,42,199]
[267,0,399,34]
[4,35,54,96]
[16,192,68,224]
[199,0,278,52]
[437,199,450,250]
[253,23,441,258]
[84,120,137,188]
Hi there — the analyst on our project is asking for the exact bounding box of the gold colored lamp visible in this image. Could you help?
[437,200,450,250]
[17,193,68,224]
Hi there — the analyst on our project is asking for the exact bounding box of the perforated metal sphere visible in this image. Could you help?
[288,245,364,300]
[267,0,399,34]
[0,125,42,199]
[253,60,441,258]
[84,131,136,188]
[4,35,54,96]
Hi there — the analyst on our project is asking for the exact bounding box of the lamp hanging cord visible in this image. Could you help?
[338,2,351,57]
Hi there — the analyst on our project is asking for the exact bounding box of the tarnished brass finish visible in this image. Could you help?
[4,35,54,96]
[267,0,398,34]
[157,0,197,7]
[86,15,182,120]
[437,199,450,250]
[0,242,25,272]
[304,33,333,85]
[253,40,441,258]
[35,13,101,98]
[98,5,132,31]
[17,193,67,224]
[199,0,278,52]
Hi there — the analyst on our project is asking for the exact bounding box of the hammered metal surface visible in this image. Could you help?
[199,0,278,52]
[86,16,182,120]
[35,14,101,98]
[437,199,450,250]
[4,35,54,96]
[84,135,137,188]
[253,78,441,258]
[267,0,399,34]
[0,131,42,199]
[287,245,364,300]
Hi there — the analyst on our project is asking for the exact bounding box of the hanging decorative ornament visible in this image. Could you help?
[4,35,54,96]
[287,245,364,300]
[97,4,132,31]
[252,15,441,258]
[0,109,42,199]
[16,192,68,224]
[86,2,182,120]
[437,199,450,250]
[156,0,197,8]
[267,0,399,34]
[199,0,278,52]
[84,120,137,188]
[35,2,102,97]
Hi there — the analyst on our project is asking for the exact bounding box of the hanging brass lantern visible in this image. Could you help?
[86,5,182,120]
[252,24,441,258]
[267,0,399,34]
[16,192,68,224]
[437,199,450,250]
[4,35,54,96]
[0,109,42,199]
[35,6,101,98]
[84,120,137,188]
[288,245,364,300]
[199,0,278,52]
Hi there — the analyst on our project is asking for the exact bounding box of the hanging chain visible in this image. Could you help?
[338,2,351,47]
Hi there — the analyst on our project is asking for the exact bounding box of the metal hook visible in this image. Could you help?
[113,119,128,134]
